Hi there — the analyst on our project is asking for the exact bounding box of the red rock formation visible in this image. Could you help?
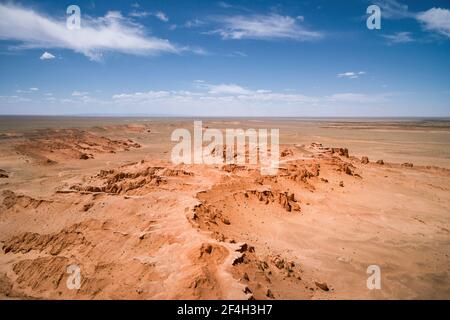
[332,147,349,158]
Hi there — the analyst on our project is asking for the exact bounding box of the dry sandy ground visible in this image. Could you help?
[0,118,449,300]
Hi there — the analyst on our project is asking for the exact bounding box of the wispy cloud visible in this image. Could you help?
[185,19,206,28]
[373,0,415,19]
[129,10,169,23]
[112,90,172,100]
[16,88,39,93]
[217,1,250,12]
[129,11,150,18]
[111,81,388,109]
[112,81,320,106]
[129,10,169,22]
[0,95,30,103]
[226,51,247,58]
[155,11,169,22]
[3,81,391,115]
[217,1,233,9]
[382,31,414,44]
[72,91,89,97]
[208,83,252,95]
[337,71,366,79]
[0,3,179,60]
[209,14,323,41]
[327,93,388,103]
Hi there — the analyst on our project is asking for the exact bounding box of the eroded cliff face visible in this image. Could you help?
[1,126,449,300]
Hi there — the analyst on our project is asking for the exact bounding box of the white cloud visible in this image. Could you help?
[218,2,233,9]
[113,91,171,100]
[417,8,450,38]
[16,88,39,93]
[129,11,150,18]
[226,50,247,58]
[110,84,389,112]
[1,95,31,102]
[4,81,392,115]
[185,19,205,28]
[40,51,55,60]
[382,31,414,43]
[216,1,250,12]
[0,3,179,60]
[374,2,450,39]
[210,14,323,41]
[111,81,334,107]
[129,10,168,21]
[327,93,387,103]
[239,91,318,104]
[155,11,169,22]
[337,71,366,79]
[0,95,19,99]
[338,72,356,78]
[60,98,76,104]
[208,83,251,95]
[374,0,415,19]
[72,91,89,97]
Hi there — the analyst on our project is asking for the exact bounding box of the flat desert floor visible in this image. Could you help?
[0,117,449,299]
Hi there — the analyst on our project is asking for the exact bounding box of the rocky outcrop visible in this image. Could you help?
[71,166,193,195]
[221,164,246,173]
[2,190,52,209]
[0,169,8,178]
[284,163,320,183]
[280,149,294,158]
[402,162,413,168]
[315,281,330,291]
[277,192,301,212]
[162,168,194,177]
[3,223,90,256]
[338,163,354,175]
[13,128,141,164]
[245,189,301,212]
[332,147,349,158]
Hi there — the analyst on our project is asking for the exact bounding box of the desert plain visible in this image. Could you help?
[0,116,449,299]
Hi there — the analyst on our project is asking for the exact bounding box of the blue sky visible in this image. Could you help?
[0,0,449,116]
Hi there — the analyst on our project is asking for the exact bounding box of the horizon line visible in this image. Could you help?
[0,114,450,120]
